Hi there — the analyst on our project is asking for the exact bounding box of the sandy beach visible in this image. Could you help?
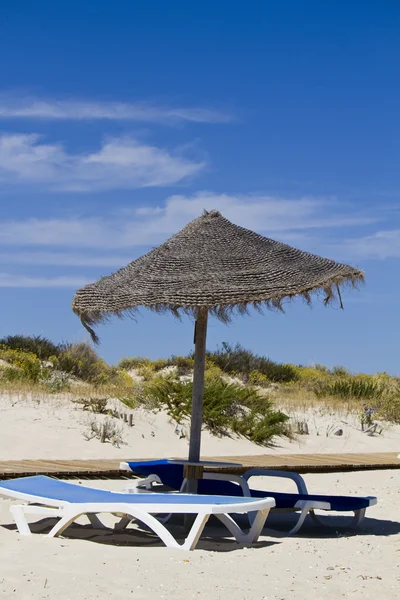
[0,393,399,600]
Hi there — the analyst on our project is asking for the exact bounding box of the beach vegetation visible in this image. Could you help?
[1,333,399,427]
[143,374,291,446]
[0,335,60,360]
[73,397,109,414]
[117,356,151,370]
[377,394,400,424]
[56,342,117,384]
[0,348,44,383]
[314,376,388,400]
[83,416,125,447]
[205,342,300,383]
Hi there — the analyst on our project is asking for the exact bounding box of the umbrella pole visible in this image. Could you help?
[187,307,208,489]
[184,307,208,531]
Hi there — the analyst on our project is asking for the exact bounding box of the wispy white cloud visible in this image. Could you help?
[0,95,232,124]
[0,192,379,250]
[335,230,400,260]
[0,252,133,267]
[0,273,90,287]
[132,192,379,236]
[0,133,205,190]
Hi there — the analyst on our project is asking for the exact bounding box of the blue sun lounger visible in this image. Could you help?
[120,459,377,535]
[0,475,275,551]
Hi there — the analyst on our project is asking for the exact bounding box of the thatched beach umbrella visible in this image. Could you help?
[72,210,363,466]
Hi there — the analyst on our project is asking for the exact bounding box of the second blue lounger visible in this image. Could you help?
[120,460,377,535]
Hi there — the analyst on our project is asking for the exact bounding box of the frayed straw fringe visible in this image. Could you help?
[74,275,364,344]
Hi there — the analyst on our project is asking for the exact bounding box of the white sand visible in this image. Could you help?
[0,392,399,599]
[1,392,399,460]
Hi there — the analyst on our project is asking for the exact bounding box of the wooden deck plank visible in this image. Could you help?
[0,452,398,479]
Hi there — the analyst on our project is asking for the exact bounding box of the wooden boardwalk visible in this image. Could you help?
[0,452,399,479]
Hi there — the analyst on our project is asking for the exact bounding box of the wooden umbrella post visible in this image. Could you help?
[187,306,208,493]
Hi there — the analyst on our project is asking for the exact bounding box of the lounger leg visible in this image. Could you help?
[257,500,314,536]
[10,504,63,536]
[50,508,214,551]
[87,514,107,529]
[10,505,32,536]
[48,511,180,547]
[287,507,311,536]
[114,516,132,531]
[122,509,209,550]
[310,507,366,529]
[46,507,180,544]
[157,514,172,524]
[278,500,326,536]
[216,508,271,544]
[352,508,366,527]
[247,508,271,542]
[180,514,210,551]
[47,509,82,538]
[248,506,311,537]
[48,509,108,537]
[249,508,311,536]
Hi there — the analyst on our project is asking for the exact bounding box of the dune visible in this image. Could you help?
[0,392,399,460]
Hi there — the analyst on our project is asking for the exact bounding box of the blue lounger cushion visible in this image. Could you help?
[0,475,269,508]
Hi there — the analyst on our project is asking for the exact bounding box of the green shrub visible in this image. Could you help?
[248,370,270,387]
[171,355,195,375]
[0,335,60,360]
[206,342,299,383]
[0,348,44,382]
[74,397,109,413]
[43,370,71,392]
[116,370,135,388]
[331,365,351,377]
[151,358,171,371]
[137,363,156,381]
[204,361,223,380]
[152,355,195,375]
[57,342,113,384]
[296,367,330,381]
[117,356,151,370]
[231,404,290,445]
[313,363,330,373]
[294,367,331,391]
[372,372,400,394]
[377,395,400,424]
[145,374,290,446]
[314,377,387,400]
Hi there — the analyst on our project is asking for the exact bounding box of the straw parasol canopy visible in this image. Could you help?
[72,210,363,465]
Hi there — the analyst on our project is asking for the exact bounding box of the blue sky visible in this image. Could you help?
[0,1,399,374]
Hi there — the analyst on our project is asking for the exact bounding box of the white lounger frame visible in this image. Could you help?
[3,487,274,551]
[121,465,376,536]
[240,469,376,534]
